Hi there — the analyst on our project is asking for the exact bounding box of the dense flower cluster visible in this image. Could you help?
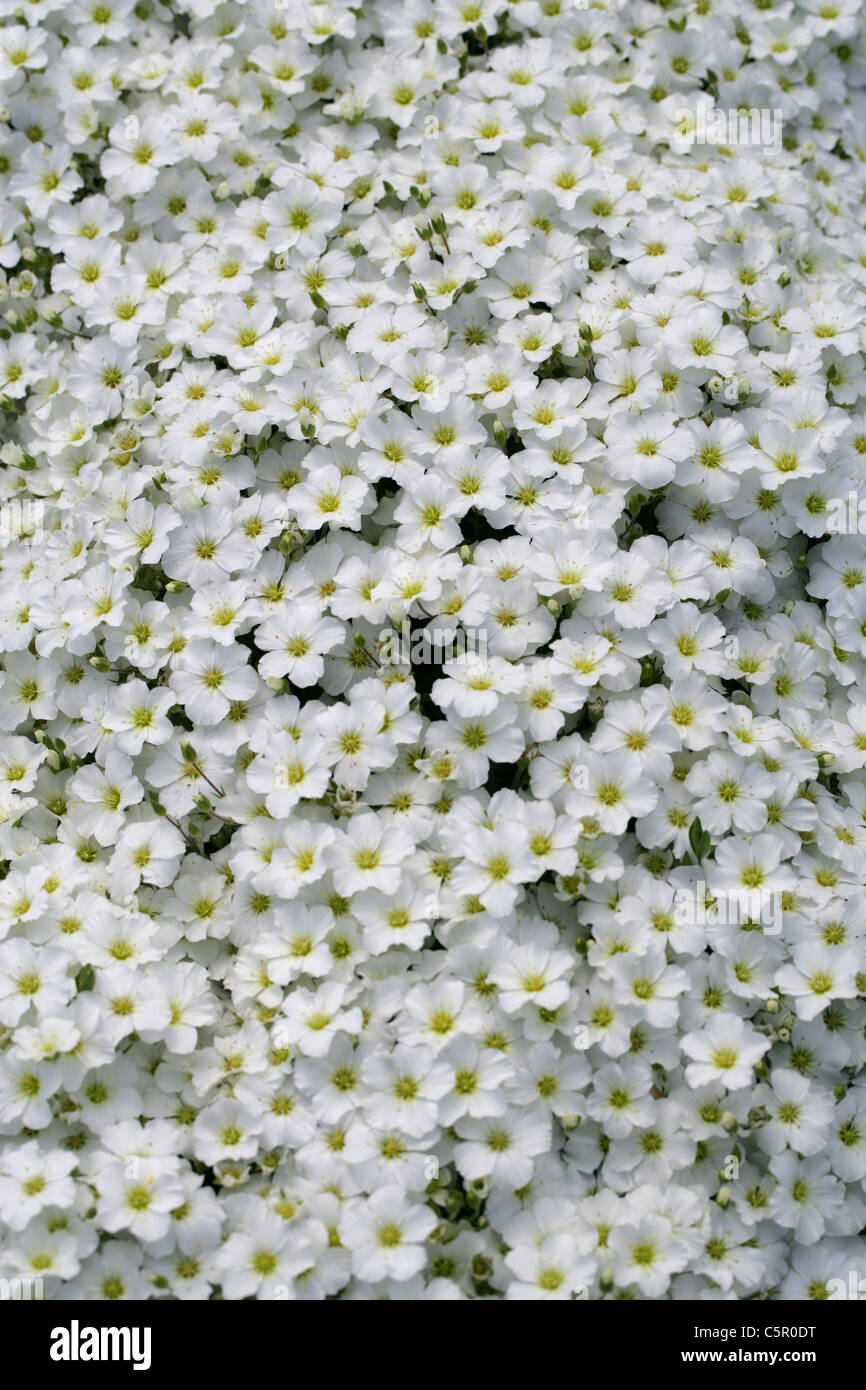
[0,0,865,1302]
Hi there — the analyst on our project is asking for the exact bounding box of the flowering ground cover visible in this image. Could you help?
[0,0,865,1302]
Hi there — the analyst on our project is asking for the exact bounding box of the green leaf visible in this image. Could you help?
[75,964,95,993]
[689,818,712,861]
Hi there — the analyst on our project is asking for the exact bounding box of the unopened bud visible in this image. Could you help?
[447,1184,467,1217]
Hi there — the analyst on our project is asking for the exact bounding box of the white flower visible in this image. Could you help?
[681,1013,771,1091]
[454,1109,551,1189]
[775,943,859,1020]
[343,1185,438,1283]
